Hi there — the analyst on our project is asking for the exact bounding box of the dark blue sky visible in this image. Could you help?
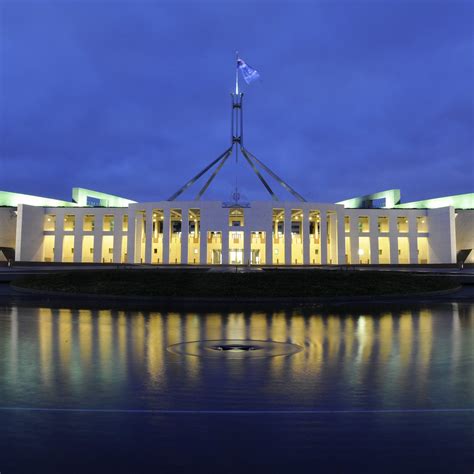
[1,0,473,204]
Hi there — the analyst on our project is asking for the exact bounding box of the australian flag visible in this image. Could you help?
[237,56,260,84]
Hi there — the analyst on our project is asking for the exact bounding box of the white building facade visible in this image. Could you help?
[2,188,472,265]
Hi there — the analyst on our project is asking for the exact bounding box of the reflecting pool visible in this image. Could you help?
[0,303,473,472]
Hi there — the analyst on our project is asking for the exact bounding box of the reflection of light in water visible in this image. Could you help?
[226,313,245,339]
[132,313,146,364]
[356,316,371,364]
[327,316,341,364]
[78,309,92,370]
[378,313,393,362]
[399,312,413,368]
[118,312,127,366]
[167,313,182,346]
[9,306,18,379]
[39,308,53,385]
[184,314,200,381]
[98,310,113,378]
[270,312,286,341]
[344,317,355,362]
[3,305,454,407]
[147,313,165,386]
[307,315,324,376]
[205,314,222,340]
[270,313,287,376]
[418,310,432,370]
[224,313,246,339]
[451,303,461,366]
[59,309,72,370]
[290,314,306,376]
[250,312,268,340]
[290,314,305,344]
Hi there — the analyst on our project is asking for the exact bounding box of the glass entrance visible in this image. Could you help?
[212,250,222,264]
[251,249,260,265]
[229,249,243,264]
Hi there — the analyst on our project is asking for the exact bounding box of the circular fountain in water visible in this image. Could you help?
[167,339,302,359]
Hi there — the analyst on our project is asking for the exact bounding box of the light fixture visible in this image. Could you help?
[358,248,364,256]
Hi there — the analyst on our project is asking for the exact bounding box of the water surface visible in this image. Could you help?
[0,303,473,472]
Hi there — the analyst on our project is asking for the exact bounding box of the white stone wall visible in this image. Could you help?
[455,210,474,263]
[9,200,464,265]
[15,204,45,261]
[0,208,17,251]
[427,207,456,264]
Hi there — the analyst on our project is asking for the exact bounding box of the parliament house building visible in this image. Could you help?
[0,187,472,266]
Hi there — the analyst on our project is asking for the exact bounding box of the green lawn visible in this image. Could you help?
[13,268,459,298]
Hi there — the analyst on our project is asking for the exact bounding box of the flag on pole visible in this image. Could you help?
[237,56,260,84]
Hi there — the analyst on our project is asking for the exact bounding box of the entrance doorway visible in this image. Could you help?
[212,250,222,264]
[229,249,243,265]
[251,249,260,265]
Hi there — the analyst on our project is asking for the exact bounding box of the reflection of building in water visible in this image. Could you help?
[7,306,474,402]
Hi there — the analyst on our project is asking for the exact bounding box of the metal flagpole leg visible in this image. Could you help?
[167,147,233,201]
[240,148,278,201]
[242,148,307,202]
[195,148,233,200]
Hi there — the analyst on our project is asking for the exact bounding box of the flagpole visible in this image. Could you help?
[235,50,239,95]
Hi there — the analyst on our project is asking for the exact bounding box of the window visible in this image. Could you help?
[64,215,75,231]
[44,215,56,231]
[397,217,408,233]
[229,208,244,227]
[358,216,369,233]
[377,216,389,233]
[103,215,114,232]
[84,215,95,231]
[416,216,428,233]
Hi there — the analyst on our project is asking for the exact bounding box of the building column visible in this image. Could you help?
[222,231,229,265]
[350,217,358,265]
[244,229,251,265]
[200,224,207,265]
[93,235,102,263]
[134,213,144,263]
[320,212,328,265]
[162,209,170,264]
[408,215,418,264]
[112,215,122,264]
[145,209,153,264]
[302,210,310,265]
[328,213,338,264]
[265,223,272,266]
[126,211,136,264]
[370,216,379,264]
[54,234,64,263]
[336,211,346,265]
[284,209,291,265]
[181,210,189,264]
[74,228,83,263]
[53,211,64,262]
[389,215,399,264]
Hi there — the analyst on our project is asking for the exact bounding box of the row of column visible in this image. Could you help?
[126,208,345,265]
[348,213,420,264]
